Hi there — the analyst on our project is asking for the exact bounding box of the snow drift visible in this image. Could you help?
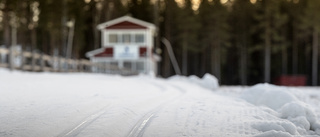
[241,83,320,136]
[169,73,219,90]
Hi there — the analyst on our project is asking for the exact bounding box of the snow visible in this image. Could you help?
[241,83,299,110]
[0,69,320,137]
[240,83,320,135]
[168,73,219,90]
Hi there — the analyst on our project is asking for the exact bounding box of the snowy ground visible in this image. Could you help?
[1,69,320,137]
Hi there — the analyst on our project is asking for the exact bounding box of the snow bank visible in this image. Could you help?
[254,130,293,137]
[241,83,320,135]
[241,83,298,110]
[168,73,219,90]
[252,121,297,137]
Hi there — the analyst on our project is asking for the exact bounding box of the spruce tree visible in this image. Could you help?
[253,0,288,83]
[283,0,304,75]
[198,0,229,81]
[176,0,200,76]
[38,0,64,55]
[300,0,320,86]
[162,0,180,77]
[230,0,254,85]
[101,0,126,21]
[128,0,154,22]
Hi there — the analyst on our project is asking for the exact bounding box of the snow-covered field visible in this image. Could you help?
[1,69,320,137]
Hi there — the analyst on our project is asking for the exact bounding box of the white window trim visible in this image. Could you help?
[104,30,148,46]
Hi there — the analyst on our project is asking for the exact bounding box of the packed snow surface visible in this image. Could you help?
[1,69,320,137]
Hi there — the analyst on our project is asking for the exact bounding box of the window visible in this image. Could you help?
[123,62,132,69]
[110,62,118,66]
[122,34,131,43]
[136,62,144,71]
[135,34,145,43]
[108,33,145,44]
[109,34,118,43]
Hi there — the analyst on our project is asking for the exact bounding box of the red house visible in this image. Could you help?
[86,16,160,75]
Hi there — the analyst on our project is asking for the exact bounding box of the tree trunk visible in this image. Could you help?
[215,42,221,82]
[292,27,298,74]
[31,28,37,53]
[264,21,271,83]
[163,4,172,77]
[42,31,49,55]
[240,43,247,85]
[240,33,247,85]
[106,1,114,21]
[210,45,215,77]
[3,12,10,66]
[192,52,199,75]
[154,0,160,50]
[94,3,101,49]
[182,42,188,75]
[62,0,68,57]
[200,49,207,76]
[163,46,171,77]
[10,23,17,71]
[2,1,9,45]
[213,40,221,82]
[50,31,56,70]
[312,28,318,86]
[282,45,288,74]
[210,42,221,82]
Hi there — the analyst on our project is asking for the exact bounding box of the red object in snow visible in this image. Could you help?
[274,75,307,86]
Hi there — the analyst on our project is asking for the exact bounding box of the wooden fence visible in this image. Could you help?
[0,47,137,75]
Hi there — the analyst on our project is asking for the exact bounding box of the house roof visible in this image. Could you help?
[97,16,156,31]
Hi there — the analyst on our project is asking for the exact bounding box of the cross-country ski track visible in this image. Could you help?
[1,69,320,137]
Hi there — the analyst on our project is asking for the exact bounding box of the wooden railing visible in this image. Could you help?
[0,47,138,75]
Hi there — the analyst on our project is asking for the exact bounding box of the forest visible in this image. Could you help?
[0,0,320,85]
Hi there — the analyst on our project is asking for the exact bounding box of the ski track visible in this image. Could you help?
[142,82,281,137]
[1,70,320,137]
[57,105,112,137]
[127,83,186,137]
[64,79,186,137]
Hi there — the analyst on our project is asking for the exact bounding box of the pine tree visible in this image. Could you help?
[128,0,154,22]
[253,0,288,83]
[283,1,302,75]
[300,0,320,86]
[161,0,180,77]
[176,0,200,76]
[198,0,229,81]
[101,0,126,21]
[1,0,20,48]
[38,0,64,55]
[230,0,253,85]
[198,0,212,76]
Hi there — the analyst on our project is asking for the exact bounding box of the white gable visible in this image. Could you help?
[97,16,156,31]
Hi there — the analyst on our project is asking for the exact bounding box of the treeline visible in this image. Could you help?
[0,0,320,85]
